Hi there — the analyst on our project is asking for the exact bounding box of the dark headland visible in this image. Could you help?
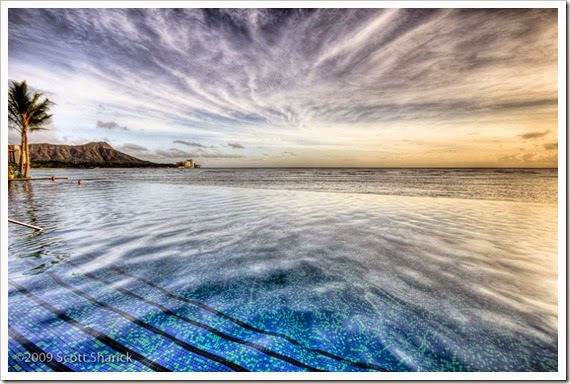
[27,141,176,168]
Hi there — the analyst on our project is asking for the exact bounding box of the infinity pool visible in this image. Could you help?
[7,174,558,372]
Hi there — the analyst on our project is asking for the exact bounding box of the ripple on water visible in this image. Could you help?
[8,178,558,372]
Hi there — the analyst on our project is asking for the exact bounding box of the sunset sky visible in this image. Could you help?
[8,8,558,167]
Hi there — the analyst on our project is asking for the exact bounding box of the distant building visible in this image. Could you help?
[180,159,201,169]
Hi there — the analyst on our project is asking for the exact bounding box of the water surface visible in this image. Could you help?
[8,168,558,372]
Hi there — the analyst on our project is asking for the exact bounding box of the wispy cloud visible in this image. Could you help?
[173,140,207,148]
[228,142,245,149]
[120,143,148,152]
[544,142,557,150]
[156,148,193,158]
[201,153,245,159]
[97,120,128,131]
[518,129,551,139]
[155,148,245,159]
[8,8,558,166]
[498,151,557,165]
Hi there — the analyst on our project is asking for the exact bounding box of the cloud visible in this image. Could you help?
[97,120,128,130]
[201,153,245,159]
[120,143,148,152]
[155,148,245,159]
[544,142,557,150]
[156,148,194,158]
[498,151,557,166]
[8,9,558,166]
[228,142,245,149]
[9,121,61,144]
[10,9,557,131]
[173,140,207,148]
[518,129,550,139]
[522,153,536,161]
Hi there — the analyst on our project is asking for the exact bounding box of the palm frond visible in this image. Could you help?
[8,80,54,131]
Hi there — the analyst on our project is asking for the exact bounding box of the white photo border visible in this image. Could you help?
[1,1,566,381]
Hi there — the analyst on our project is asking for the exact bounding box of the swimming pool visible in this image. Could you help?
[7,174,558,372]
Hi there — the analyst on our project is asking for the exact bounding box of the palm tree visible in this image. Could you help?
[8,80,53,178]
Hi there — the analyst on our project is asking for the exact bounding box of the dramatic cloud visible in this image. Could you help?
[8,8,558,166]
[173,140,207,148]
[518,129,551,139]
[228,142,245,149]
[97,120,128,131]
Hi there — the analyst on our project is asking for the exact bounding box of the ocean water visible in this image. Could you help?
[7,168,558,372]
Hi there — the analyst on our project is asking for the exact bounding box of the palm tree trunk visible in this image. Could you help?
[18,131,25,177]
[19,126,30,178]
[24,133,31,178]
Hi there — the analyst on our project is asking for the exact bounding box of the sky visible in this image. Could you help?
[8,8,558,167]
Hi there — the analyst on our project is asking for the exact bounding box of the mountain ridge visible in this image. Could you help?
[28,142,174,168]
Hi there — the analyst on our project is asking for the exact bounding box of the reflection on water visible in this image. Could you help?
[7,170,558,372]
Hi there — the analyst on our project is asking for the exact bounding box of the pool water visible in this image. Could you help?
[7,169,558,372]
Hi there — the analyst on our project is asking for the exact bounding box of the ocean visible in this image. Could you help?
[7,168,558,372]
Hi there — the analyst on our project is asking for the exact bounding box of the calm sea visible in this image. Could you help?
[7,168,558,372]
[27,167,557,203]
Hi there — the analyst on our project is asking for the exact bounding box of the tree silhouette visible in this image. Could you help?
[8,80,53,178]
